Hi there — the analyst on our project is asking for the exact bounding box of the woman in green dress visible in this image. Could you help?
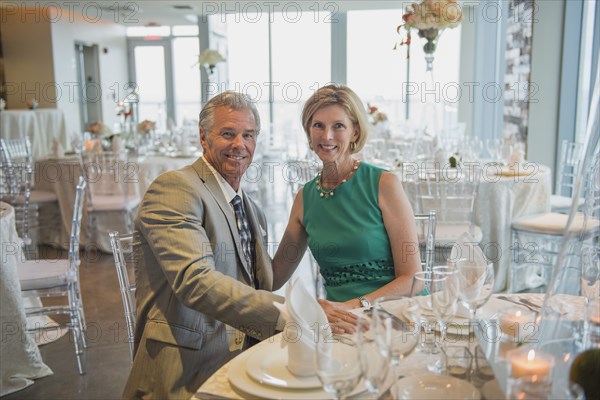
[273,85,421,331]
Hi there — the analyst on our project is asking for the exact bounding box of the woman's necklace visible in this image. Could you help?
[315,159,361,199]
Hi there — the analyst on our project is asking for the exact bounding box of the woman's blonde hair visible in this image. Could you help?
[301,84,370,154]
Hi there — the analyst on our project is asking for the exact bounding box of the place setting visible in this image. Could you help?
[227,280,373,399]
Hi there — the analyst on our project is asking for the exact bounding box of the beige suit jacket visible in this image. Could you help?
[123,157,282,399]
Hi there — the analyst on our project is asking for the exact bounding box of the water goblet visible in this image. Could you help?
[410,272,439,355]
[455,259,495,332]
[430,267,459,371]
[371,296,420,378]
[315,327,362,400]
[356,314,389,394]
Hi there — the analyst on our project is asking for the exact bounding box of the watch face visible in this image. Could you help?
[360,298,370,308]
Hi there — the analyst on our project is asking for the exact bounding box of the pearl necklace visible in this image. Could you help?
[315,159,361,199]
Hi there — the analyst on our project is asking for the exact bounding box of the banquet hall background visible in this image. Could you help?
[0,1,598,399]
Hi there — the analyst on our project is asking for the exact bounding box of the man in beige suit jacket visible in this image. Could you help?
[123,92,283,399]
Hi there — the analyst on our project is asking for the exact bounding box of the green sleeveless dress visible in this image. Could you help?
[303,162,395,302]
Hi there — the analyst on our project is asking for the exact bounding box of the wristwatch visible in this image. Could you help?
[358,296,371,309]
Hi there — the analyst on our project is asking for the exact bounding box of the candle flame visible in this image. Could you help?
[564,353,571,363]
[527,349,535,361]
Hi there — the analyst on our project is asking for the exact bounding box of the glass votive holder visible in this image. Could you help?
[584,297,600,348]
[473,346,495,385]
[498,307,537,343]
[506,347,555,380]
[508,375,552,400]
[442,345,472,380]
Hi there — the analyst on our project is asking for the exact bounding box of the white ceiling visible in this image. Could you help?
[33,1,409,27]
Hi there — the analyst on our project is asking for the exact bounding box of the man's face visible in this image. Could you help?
[200,106,257,191]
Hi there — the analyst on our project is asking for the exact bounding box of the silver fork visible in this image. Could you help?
[496,295,539,313]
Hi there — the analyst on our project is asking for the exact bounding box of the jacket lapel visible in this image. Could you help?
[243,193,273,291]
[191,158,254,284]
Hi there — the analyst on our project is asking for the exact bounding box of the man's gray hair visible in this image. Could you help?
[199,91,261,138]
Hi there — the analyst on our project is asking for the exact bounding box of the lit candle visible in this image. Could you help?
[507,348,554,379]
[498,307,536,342]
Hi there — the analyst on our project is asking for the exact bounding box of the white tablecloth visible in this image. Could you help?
[34,154,194,253]
[399,164,552,291]
[0,109,69,159]
[0,202,53,396]
[195,294,549,400]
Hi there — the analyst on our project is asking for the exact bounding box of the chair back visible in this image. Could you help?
[284,159,320,198]
[69,177,86,269]
[109,231,137,361]
[1,137,33,165]
[415,166,480,231]
[78,150,134,209]
[0,139,34,249]
[414,210,436,272]
[556,140,583,197]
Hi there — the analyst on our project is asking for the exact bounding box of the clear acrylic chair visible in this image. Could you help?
[551,140,584,213]
[109,231,137,361]
[415,166,481,263]
[414,210,437,273]
[78,150,140,252]
[0,138,58,258]
[17,176,88,374]
[510,151,600,293]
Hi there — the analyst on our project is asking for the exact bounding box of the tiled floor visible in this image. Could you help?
[5,156,314,399]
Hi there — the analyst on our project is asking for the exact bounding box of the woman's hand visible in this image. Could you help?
[317,299,358,334]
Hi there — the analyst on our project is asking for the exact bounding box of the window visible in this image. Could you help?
[227,11,331,154]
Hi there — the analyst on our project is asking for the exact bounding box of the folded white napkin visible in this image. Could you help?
[51,138,64,158]
[112,136,123,152]
[273,279,331,377]
[449,231,493,302]
[509,147,525,167]
[449,232,486,266]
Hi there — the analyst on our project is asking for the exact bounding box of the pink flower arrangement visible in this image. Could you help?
[402,0,463,31]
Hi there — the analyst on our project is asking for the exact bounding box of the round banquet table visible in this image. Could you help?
[34,154,194,252]
[397,163,552,292]
[0,109,69,159]
[0,202,53,396]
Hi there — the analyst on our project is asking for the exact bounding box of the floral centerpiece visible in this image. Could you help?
[138,120,156,134]
[368,103,388,125]
[367,103,391,139]
[397,0,463,71]
[27,98,39,110]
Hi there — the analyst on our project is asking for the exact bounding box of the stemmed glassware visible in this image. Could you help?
[486,138,503,162]
[315,327,362,400]
[356,314,389,394]
[410,272,438,355]
[371,296,420,380]
[430,267,459,372]
[455,259,495,329]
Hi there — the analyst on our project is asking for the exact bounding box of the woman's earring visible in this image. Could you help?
[350,142,357,152]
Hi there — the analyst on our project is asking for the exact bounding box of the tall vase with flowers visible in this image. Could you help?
[396,0,463,76]
[395,0,463,138]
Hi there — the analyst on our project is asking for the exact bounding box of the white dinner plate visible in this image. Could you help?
[228,341,367,400]
[394,374,481,400]
[245,347,321,389]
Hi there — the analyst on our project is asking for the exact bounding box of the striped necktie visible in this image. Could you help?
[231,195,255,283]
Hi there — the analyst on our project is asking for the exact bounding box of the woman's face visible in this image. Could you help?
[309,105,358,163]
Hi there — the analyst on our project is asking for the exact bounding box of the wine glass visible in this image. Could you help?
[430,267,459,372]
[455,259,495,330]
[486,138,503,162]
[410,272,439,355]
[315,327,362,400]
[356,314,389,394]
[371,296,420,378]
